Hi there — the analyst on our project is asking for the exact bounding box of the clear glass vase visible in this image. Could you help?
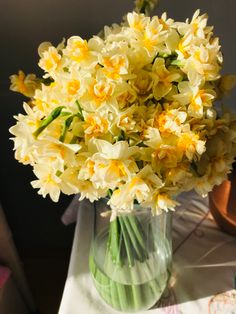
[89,198,172,312]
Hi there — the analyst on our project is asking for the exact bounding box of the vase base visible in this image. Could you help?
[89,253,171,312]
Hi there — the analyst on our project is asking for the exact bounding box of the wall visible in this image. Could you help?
[0,0,235,249]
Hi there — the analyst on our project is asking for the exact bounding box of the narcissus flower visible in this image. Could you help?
[10,71,40,97]
[10,10,236,218]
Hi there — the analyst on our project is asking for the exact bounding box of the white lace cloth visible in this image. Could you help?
[59,191,236,314]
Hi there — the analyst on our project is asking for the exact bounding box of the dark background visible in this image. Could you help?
[0,0,236,250]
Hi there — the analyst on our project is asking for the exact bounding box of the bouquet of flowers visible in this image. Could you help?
[9,0,236,311]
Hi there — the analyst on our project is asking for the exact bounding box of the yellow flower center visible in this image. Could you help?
[102,55,127,80]
[44,174,56,185]
[191,89,212,111]
[129,177,143,190]
[69,39,89,62]
[16,71,28,94]
[156,111,181,134]
[90,81,113,103]
[84,115,108,138]
[152,146,180,168]
[133,72,152,95]
[178,40,189,58]
[86,160,95,176]
[159,18,168,30]
[109,160,127,178]
[143,35,157,51]
[117,91,136,107]
[130,17,146,31]
[178,133,198,152]
[67,80,80,95]
[103,56,125,70]
[42,51,61,72]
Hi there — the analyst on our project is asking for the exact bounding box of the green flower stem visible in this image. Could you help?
[147,223,155,252]
[110,279,121,310]
[116,281,128,311]
[120,217,145,310]
[96,270,104,298]
[59,115,74,142]
[139,0,150,14]
[135,0,160,15]
[141,259,160,296]
[126,216,148,255]
[90,255,112,304]
[114,216,149,309]
[119,218,134,267]
[135,263,152,307]
[122,217,145,261]
[33,106,65,138]
[90,213,164,311]
[100,272,112,303]
[75,100,84,121]
[95,255,111,302]
[129,262,143,311]
[109,219,122,265]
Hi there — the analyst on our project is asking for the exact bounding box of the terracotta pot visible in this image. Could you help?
[209,170,236,236]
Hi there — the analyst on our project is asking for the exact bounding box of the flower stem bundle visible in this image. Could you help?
[90,208,171,312]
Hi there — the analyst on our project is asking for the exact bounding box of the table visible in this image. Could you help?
[59,192,236,314]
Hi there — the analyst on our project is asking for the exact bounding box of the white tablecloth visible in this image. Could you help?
[59,192,236,314]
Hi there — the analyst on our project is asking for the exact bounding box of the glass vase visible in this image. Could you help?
[89,198,172,312]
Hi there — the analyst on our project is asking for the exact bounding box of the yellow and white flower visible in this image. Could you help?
[10,9,236,217]
[9,103,43,165]
[81,77,116,112]
[31,160,63,202]
[152,58,182,100]
[141,16,168,57]
[178,132,206,160]
[174,81,216,118]
[144,191,179,215]
[78,140,139,189]
[100,53,129,80]
[127,12,149,32]
[83,112,110,141]
[10,71,40,97]
[39,46,61,76]
[176,10,210,39]
[63,36,99,69]
[155,109,187,135]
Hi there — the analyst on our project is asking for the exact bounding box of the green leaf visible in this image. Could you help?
[33,106,65,138]
[170,60,183,67]
[59,115,74,142]
[56,170,62,176]
[63,66,69,73]
[117,130,125,141]
[59,111,71,117]
[107,189,113,198]
[70,135,78,144]
[75,100,84,121]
